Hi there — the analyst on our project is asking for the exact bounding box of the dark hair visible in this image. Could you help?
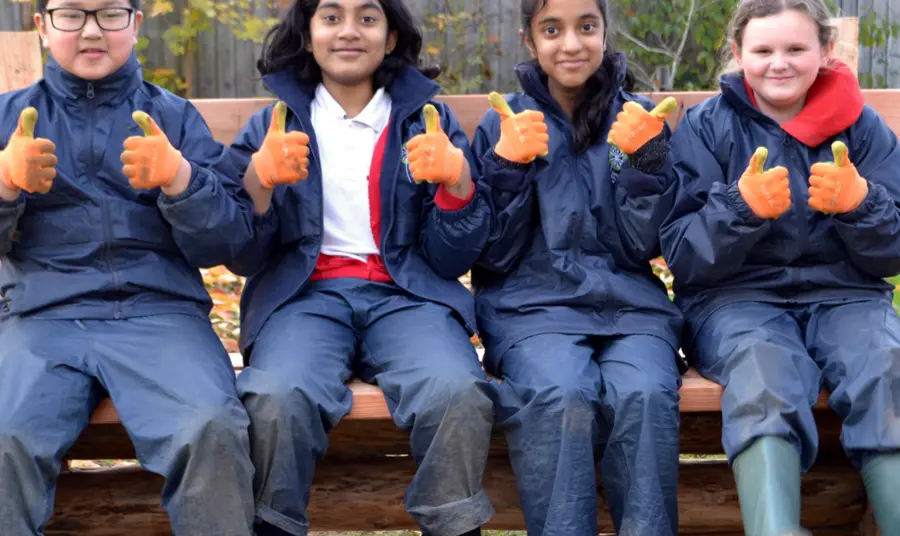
[521,0,633,153]
[37,0,140,11]
[258,0,439,88]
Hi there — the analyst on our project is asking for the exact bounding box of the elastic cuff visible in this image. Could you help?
[836,181,880,223]
[491,149,531,170]
[160,163,206,203]
[483,153,538,193]
[435,183,475,211]
[253,203,279,228]
[0,195,24,211]
[725,181,764,225]
[628,134,668,173]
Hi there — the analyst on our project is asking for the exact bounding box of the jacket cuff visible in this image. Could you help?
[725,181,764,225]
[434,187,483,224]
[491,149,532,171]
[484,150,538,193]
[835,181,881,223]
[435,183,475,211]
[617,159,672,197]
[627,134,668,173]
[0,196,24,213]
[159,162,207,204]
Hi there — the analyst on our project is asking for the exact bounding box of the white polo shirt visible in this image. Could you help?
[311,84,392,262]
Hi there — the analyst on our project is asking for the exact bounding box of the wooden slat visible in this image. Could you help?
[47,457,865,535]
[87,369,830,426]
[191,97,271,145]
[216,14,237,99]
[836,16,860,78]
[191,90,900,150]
[70,403,850,462]
[679,369,830,412]
[0,31,42,93]
[73,373,847,462]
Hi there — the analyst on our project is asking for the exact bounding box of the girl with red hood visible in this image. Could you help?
[661,1,900,534]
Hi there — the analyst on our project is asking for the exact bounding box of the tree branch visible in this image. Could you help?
[668,0,697,89]
[615,28,675,58]
[628,61,659,91]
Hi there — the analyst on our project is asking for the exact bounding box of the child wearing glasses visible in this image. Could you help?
[0,1,259,534]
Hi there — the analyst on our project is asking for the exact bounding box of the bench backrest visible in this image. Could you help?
[192,90,900,148]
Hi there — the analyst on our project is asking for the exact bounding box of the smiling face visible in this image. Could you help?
[523,0,606,97]
[36,0,142,81]
[733,8,832,120]
[308,0,397,91]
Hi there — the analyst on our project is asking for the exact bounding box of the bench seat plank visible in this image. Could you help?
[87,369,829,425]
[72,368,845,462]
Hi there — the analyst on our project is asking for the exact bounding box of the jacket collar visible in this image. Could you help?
[514,52,628,115]
[44,53,144,105]
[262,64,440,123]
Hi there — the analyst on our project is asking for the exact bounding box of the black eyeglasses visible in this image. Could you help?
[45,7,135,32]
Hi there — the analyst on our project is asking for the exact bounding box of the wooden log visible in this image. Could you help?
[0,32,42,93]
[48,457,864,535]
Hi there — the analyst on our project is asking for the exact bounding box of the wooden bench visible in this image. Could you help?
[45,89,900,535]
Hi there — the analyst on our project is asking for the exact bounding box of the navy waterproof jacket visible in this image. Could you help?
[660,67,900,340]
[470,55,683,368]
[227,65,491,354]
[0,54,257,321]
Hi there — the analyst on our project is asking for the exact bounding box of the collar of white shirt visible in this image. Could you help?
[313,84,391,133]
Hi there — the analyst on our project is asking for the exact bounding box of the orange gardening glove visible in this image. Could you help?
[738,147,792,219]
[122,112,183,189]
[488,91,549,164]
[406,104,465,186]
[251,101,310,189]
[607,97,677,155]
[808,141,868,214]
[0,108,57,194]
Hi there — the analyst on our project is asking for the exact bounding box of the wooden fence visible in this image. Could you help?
[0,0,896,96]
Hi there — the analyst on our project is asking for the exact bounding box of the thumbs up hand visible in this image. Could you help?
[608,96,677,155]
[738,147,792,219]
[406,104,465,186]
[122,111,185,190]
[0,107,57,194]
[808,141,868,214]
[488,91,549,164]
[251,101,310,189]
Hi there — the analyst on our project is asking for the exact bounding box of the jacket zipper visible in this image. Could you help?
[86,83,122,319]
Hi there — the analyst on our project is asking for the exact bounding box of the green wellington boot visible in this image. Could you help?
[732,436,809,536]
[861,452,900,534]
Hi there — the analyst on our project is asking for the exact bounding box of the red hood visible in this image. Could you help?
[744,59,863,146]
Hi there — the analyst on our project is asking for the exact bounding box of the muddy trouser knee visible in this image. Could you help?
[0,318,100,535]
[359,300,495,536]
